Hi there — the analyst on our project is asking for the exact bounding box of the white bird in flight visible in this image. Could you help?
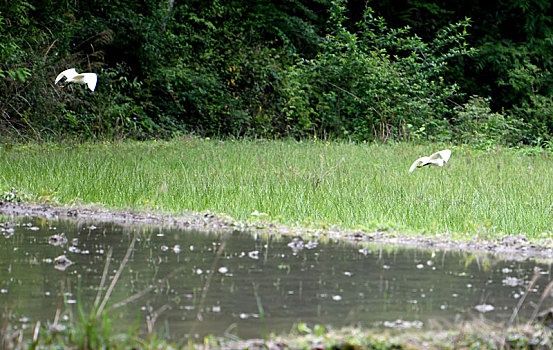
[55,68,97,91]
[409,149,452,173]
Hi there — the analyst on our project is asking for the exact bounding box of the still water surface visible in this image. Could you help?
[1,216,551,341]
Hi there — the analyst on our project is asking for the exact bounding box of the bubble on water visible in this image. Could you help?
[212,306,221,312]
[332,295,342,301]
[218,267,228,274]
[2,228,14,238]
[382,265,390,270]
[248,250,259,259]
[196,269,203,275]
[475,304,494,313]
[160,245,169,252]
[416,264,424,269]
[173,245,181,254]
[358,247,371,255]
[288,238,304,254]
[502,276,521,287]
[343,271,353,277]
[383,319,423,329]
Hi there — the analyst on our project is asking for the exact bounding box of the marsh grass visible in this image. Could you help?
[1,138,553,239]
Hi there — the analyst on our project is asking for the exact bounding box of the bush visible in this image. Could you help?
[453,96,526,148]
[280,0,474,141]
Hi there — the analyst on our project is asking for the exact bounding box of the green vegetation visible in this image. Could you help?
[4,315,553,349]
[1,138,553,240]
[3,0,553,145]
[3,1,553,347]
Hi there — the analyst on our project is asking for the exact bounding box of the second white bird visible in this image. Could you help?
[55,68,97,91]
[409,149,451,173]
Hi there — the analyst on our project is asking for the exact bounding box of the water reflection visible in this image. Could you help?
[0,217,551,341]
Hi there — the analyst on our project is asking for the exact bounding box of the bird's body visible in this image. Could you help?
[409,149,452,173]
[55,68,97,91]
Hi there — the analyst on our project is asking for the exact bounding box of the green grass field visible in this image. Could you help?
[1,137,553,240]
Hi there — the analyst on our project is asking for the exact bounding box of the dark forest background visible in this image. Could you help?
[2,0,553,147]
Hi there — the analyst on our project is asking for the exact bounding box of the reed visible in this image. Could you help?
[1,138,553,240]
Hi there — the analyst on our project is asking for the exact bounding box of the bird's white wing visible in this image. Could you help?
[429,149,451,162]
[55,68,78,84]
[81,73,97,91]
[409,157,427,173]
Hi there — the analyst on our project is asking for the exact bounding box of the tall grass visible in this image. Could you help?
[1,138,553,239]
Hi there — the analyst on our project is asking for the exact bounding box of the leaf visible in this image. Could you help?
[314,324,326,336]
[297,322,312,334]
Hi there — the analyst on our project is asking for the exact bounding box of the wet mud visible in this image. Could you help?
[0,201,552,261]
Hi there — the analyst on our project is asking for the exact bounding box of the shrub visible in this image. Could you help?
[453,96,526,148]
[280,0,474,141]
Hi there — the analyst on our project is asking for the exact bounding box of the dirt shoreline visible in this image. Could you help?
[1,201,552,261]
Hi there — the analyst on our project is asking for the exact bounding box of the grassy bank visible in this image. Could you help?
[4,315,552,349]
[1,138,553,240]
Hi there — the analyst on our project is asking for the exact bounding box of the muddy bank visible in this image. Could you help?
[1,201,552,261]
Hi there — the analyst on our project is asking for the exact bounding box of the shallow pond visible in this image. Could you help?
[1,216,551,342]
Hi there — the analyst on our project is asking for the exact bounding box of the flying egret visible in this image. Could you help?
[409,149,452,173]
[55,68,97,91]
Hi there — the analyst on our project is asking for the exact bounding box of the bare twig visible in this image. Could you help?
[195,241,227,322]
[32,320,40,343]
[327,81,383,118]
[108,266,186,312]
[530,278,553,321]
[95,233,137,319]
[500,273,540,348]
[146,304,171,335]
[93,248,113,309]
[43,39,58,61]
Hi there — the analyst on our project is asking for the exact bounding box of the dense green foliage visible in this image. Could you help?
[1,0,553,144]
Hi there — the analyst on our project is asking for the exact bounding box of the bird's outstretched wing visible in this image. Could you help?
[55,68,78,84]
[80,73,97,91]
[429,149,451,162]
[409,157,428,173]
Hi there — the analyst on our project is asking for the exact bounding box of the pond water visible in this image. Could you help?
[1,216,552,342]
